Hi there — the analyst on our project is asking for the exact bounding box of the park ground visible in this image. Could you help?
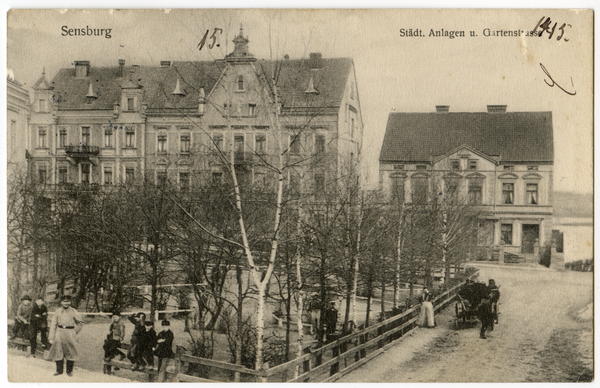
[7,263,593,382]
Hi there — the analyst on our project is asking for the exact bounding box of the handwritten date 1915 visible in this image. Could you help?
[198,28,223,50]
[533,17,571,42]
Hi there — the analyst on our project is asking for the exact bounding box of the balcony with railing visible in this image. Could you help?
[65,145,100,159]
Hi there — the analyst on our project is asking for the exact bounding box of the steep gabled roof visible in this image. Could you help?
[379,112,553,163]
[49,57,353,115]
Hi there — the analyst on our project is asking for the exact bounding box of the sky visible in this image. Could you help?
[6,9,594,193]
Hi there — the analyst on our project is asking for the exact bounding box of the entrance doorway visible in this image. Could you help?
[522,224,540,254]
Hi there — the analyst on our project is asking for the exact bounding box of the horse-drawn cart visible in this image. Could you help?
[454,281,491,330]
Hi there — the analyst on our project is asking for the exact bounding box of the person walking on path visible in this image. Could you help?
[103,311,126,363]
[154,319,175,382]
[487,279,501,324]
[29,295,50,356]
[138,320,157,371]
[477,291,494,339]
[48,295,83,376]
[10,295,33,340]
[418,287,436,328]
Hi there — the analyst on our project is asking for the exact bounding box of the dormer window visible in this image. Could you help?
[127,98,134,111]
[469,160,477,170]
[248,104,256,117]
[237,75,244,91]
[451,160,460,171]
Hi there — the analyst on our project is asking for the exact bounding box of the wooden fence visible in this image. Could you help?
[122,271,478,383]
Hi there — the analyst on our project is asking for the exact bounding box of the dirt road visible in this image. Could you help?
[339,264,593,382]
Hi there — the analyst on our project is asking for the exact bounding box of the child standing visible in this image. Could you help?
[103,311,126,363]
[154,320,174,382]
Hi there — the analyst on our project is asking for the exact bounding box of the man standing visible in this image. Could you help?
[29,295,51,356]
[48,295,83,376]
[154,320,175,382]
[10,295,33,340]
[323,301,338,342]
[487,279,501,324]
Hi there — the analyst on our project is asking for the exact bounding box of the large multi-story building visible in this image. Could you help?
[7,75,30,175]
[26,28,363,195]
[379,105,553,261]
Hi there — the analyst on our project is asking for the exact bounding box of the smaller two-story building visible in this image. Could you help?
[379,105,554,260]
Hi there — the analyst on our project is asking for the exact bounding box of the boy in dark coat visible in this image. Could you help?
[29,296,50,355]
[137,321,157,371]
[127,312,146,370]
[103,312,126,362]
[154,320,174,382]
[11,295,33,340]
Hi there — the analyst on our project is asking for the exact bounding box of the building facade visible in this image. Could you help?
[7,75,30,176]
[25,28,363,196]
[379,105,553,260]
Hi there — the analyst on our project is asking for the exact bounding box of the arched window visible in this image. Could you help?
[237,75,244,91]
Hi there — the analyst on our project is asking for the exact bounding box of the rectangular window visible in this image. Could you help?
[104,167,113,185]
[446,179,459,201]
[468,180,482,205]
[469,160,477,170]
[315,172,325,192]
[180,172,190,191]
[125,129,135,147]
[104,129,113,148]
[38,128,47,148]
[255,134,266,154]
[212,172,223,184]
[58,167,68,184]
[391,177,405,204]
[526,183,538,205]
[156,171,168,187]
[503,165,514,171]
[38,168,47,184]
[180,134,191,153]
[502,183,514,204]
[412,177,428,203]
[527,166,539,171]
[127,98,134,111]
[59,129,67,148]
[501,223,513,245]
[315,134,326,153]
[248,104,256,117]
[234,135,244,161]
[451,160,460,171]
[213,134,223,152]
[82,127,90,145]
[394,164,404,170]
[157,134,167,153]
[81,164,90,184]
[416,165,427,170]
[289,135,301,154]
[125,168,135,184]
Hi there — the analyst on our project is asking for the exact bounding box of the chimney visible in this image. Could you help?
[74,60,90,78]
[487,105,507,113]
[435,105,450,113]
[160,61,171,67]
[118,59,125,77]
[309,53,323,69]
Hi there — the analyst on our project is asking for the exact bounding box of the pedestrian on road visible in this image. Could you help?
[103,311,126,363]
[48,295,84,376]
[487,279,500,324]
[10,295,33,340]
[418,287,436,328]
[138,320,157,371]
[29,295,50,356]
[154,319,175,382]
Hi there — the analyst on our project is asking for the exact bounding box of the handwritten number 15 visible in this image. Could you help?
[198,28,223,50]
[533,17,570,42]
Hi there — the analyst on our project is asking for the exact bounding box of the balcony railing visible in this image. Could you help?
[65,145,100,157]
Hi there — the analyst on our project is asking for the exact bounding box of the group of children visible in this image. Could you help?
[103,311,175,380]
[10,295,51,356]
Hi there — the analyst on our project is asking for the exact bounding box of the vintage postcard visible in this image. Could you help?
[6,9,593,383]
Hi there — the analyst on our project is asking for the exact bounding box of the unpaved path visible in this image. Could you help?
[339,264,593,382]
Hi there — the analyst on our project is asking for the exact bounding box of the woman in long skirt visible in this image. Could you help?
[418,287,435,328]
